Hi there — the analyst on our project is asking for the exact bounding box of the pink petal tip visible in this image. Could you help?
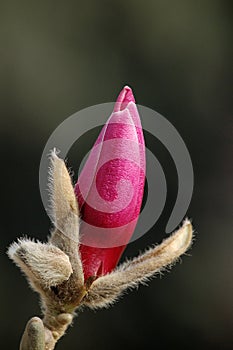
[114,86,136,112]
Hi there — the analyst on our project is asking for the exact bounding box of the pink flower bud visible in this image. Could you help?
[75,86,146,281]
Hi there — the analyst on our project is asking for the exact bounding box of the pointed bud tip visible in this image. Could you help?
[121,85,135,104]
[114,85,136,111]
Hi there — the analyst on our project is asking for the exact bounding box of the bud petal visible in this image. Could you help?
[75,86,146,280]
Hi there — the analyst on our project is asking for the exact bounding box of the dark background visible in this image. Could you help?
[1,1,232,349]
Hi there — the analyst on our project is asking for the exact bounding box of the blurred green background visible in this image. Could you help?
[0,0,232,349]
